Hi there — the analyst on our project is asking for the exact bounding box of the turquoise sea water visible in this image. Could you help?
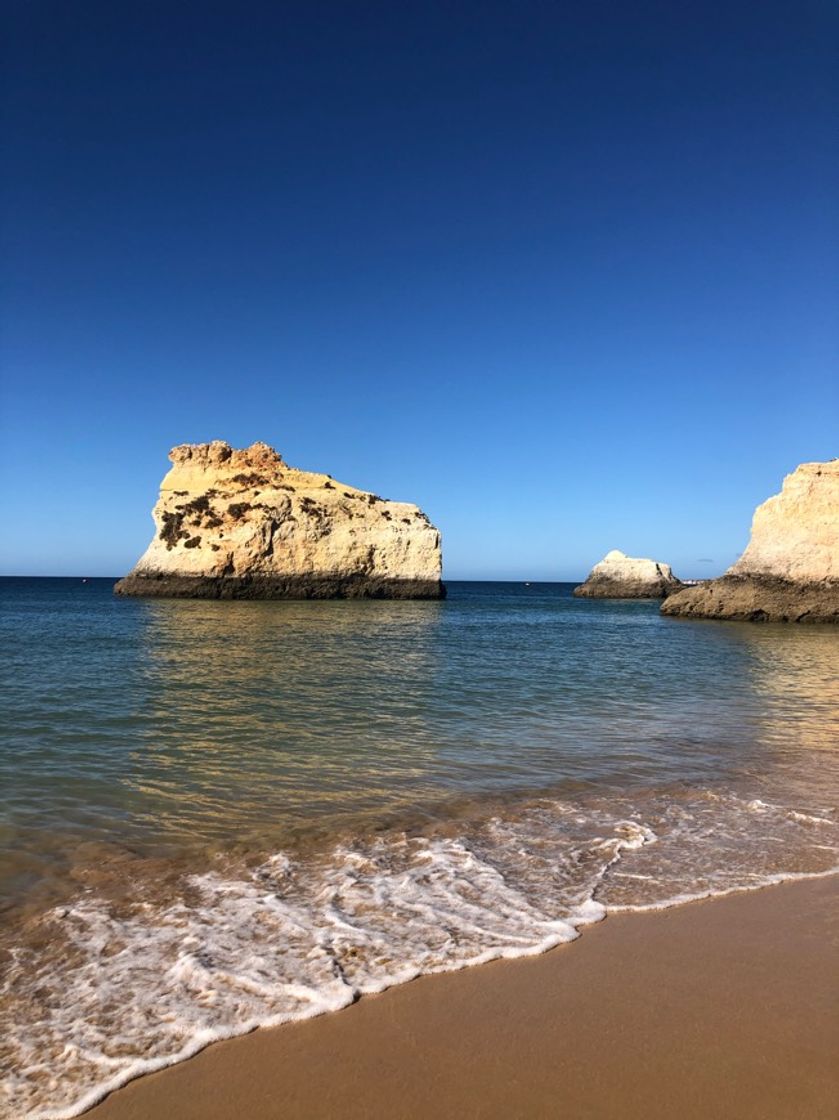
[1,578,838,1118]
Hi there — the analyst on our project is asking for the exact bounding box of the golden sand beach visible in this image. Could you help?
[86,876,838,1120]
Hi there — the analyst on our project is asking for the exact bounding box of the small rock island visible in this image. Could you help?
[574,549,683,599]
[114,441,445,599]
[662,460,838,622]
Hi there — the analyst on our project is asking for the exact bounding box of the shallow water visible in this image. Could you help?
[1,579,837,1118]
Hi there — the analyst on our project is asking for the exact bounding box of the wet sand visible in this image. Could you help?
[87,875,838,1120]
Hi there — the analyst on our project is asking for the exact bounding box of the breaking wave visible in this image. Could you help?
[2,786,837,1120]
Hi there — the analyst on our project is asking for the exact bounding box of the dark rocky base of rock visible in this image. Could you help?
[573,578,684,600]
[114,573,447,601]
[660,576,839,623]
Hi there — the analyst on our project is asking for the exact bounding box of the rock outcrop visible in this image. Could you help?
[573,550,683,599]
[114,441,445,599]
[662,460,839,623]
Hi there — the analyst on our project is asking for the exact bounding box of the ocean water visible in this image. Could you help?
[1,577,838,1118]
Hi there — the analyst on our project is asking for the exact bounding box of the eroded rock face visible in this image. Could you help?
[114,441,445,599]
[662,460,839,623]
[573,549,683,599]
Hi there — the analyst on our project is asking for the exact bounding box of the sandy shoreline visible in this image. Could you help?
[82,875,838,1120]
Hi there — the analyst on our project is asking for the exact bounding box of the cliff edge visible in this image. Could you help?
[573,550,683,599]
[114,441,445,599]
[662,460,838,622]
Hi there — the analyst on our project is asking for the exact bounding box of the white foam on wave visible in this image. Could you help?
[608,864,839,913]
[3,793,838,1120]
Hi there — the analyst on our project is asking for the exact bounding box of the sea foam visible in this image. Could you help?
[2,788,837,1120]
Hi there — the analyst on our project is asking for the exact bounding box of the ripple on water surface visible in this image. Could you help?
[0,580,838,1118]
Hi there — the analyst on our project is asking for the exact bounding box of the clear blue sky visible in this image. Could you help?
[1,1,836,579]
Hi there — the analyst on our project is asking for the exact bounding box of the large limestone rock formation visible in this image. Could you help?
[662,460,839,623]
[573,549,683,599]
[114,441,445,599]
